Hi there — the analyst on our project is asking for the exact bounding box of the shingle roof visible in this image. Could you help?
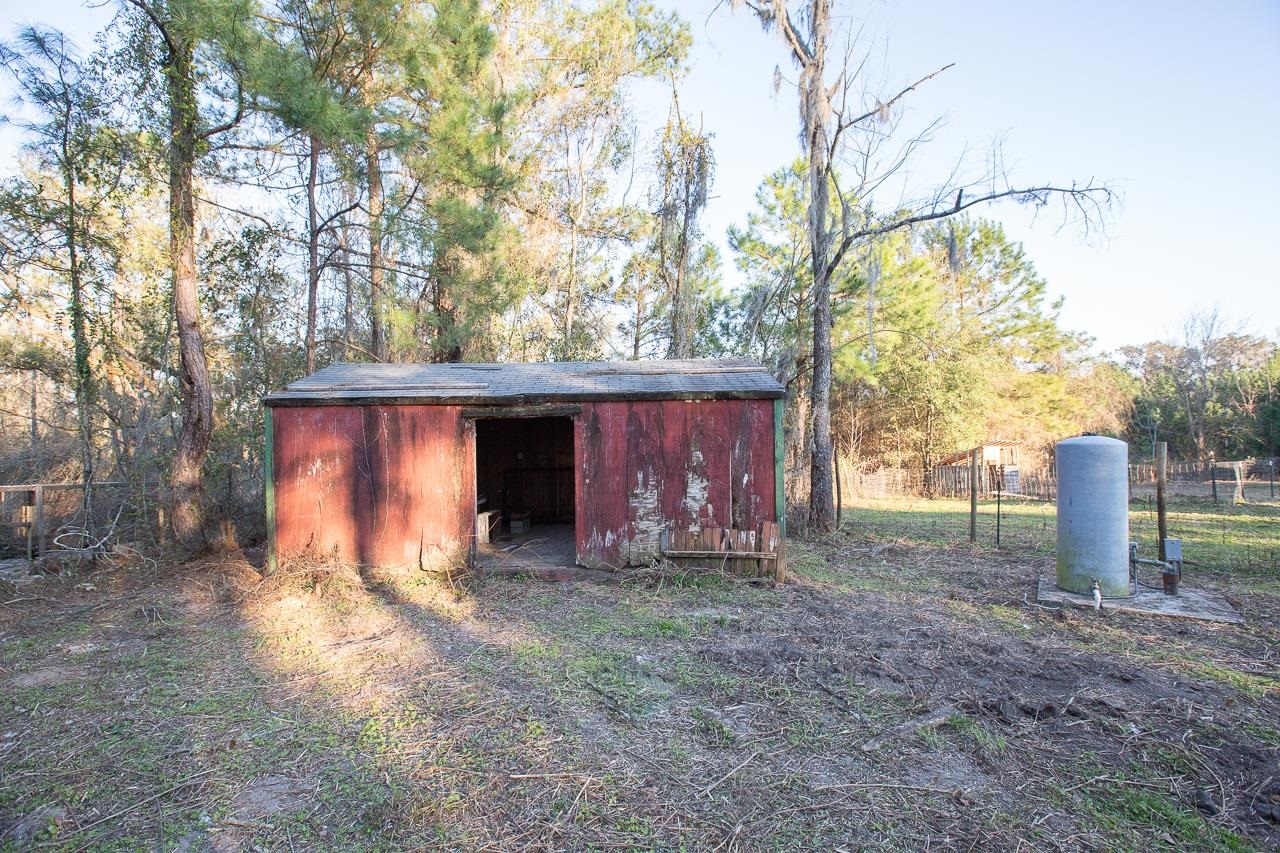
[263,358,785,406]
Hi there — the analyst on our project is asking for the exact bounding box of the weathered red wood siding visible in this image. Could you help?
[576,399,778,568]
[272,405,473,569]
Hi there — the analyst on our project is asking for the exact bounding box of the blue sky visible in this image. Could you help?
[4,0,1278,352]
[635,0,1280,351]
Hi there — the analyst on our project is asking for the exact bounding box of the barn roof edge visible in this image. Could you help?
[262,358,786,405]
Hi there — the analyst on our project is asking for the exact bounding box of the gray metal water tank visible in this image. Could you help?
[1056,435,1131,597]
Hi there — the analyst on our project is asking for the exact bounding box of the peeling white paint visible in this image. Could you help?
[681,447,711,531]
[582,527,620,569]
[625,469,665,563]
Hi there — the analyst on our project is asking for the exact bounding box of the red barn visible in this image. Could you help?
[263,359,787,579]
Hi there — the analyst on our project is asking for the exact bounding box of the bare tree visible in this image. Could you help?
[732,0,1113,532]
[653,89,714,358]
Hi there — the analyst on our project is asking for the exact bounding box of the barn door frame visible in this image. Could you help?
[461,404,583,570]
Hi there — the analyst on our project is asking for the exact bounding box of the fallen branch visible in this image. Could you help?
[64,768,218,839]
[807,678,872,723]
[700,750,761,797]
[509,772,597,780]
[861,704,957,753]
[813,781,956,794]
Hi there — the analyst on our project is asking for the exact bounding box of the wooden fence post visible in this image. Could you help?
[969,448,978,544]
[25,492,35,570]
[34,484,45,563]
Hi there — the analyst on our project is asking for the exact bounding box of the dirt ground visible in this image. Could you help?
[1,532,1278,851]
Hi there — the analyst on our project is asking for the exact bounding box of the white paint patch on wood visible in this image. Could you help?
[625,469,665,564]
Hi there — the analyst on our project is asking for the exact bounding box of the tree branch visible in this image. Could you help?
[200,75,245,139]
[838,63,955,132]
[125,0,179,60]
[825,182,1114,279]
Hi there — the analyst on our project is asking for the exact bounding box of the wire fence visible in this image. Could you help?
[0,468,267,569]
[0,481,163,563]
[840,492,1280,576]
[839,456,1280,504]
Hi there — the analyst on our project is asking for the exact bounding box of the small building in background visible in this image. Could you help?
[935,441,1021,495]
[262,359,786,578]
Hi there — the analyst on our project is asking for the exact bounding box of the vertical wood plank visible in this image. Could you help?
[760,521,777,578]
[734,528,755,576]
[577,403,629,569]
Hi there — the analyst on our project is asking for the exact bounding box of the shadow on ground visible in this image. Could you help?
[1,532,1278,850]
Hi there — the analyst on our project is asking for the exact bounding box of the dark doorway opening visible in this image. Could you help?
[474,416,576,570]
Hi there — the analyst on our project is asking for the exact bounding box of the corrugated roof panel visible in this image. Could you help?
[264,358,785,406]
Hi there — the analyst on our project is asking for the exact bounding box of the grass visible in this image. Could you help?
[1080,779,1253,852]
[2,507,1277,850]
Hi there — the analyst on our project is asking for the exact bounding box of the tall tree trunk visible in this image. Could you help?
[342,248,355,360]
[805,0,836,533]
[563,221,577,356]
[167,39,213,551]
[668,250,689,359]
[632,287,643,360]
[366,130,386,362]
[29,367,38,469]
[63,142,94,520]
[304,133,321,373]
[339,185,356,360]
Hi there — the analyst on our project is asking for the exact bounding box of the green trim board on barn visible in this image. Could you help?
[264,407,276,574]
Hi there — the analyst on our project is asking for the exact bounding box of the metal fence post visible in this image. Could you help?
[1156,443,1168,562]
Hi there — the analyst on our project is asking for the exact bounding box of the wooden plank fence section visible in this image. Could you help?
[663,522,781,580]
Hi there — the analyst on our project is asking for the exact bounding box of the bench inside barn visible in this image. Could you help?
[661,522,782,580]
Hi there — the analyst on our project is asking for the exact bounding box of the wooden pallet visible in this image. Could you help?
[662,521,782,580]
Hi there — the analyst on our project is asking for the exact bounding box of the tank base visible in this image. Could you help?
[1036,575,1242,624]
[1055,568,1133,599]
[1054,582,1135,599]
